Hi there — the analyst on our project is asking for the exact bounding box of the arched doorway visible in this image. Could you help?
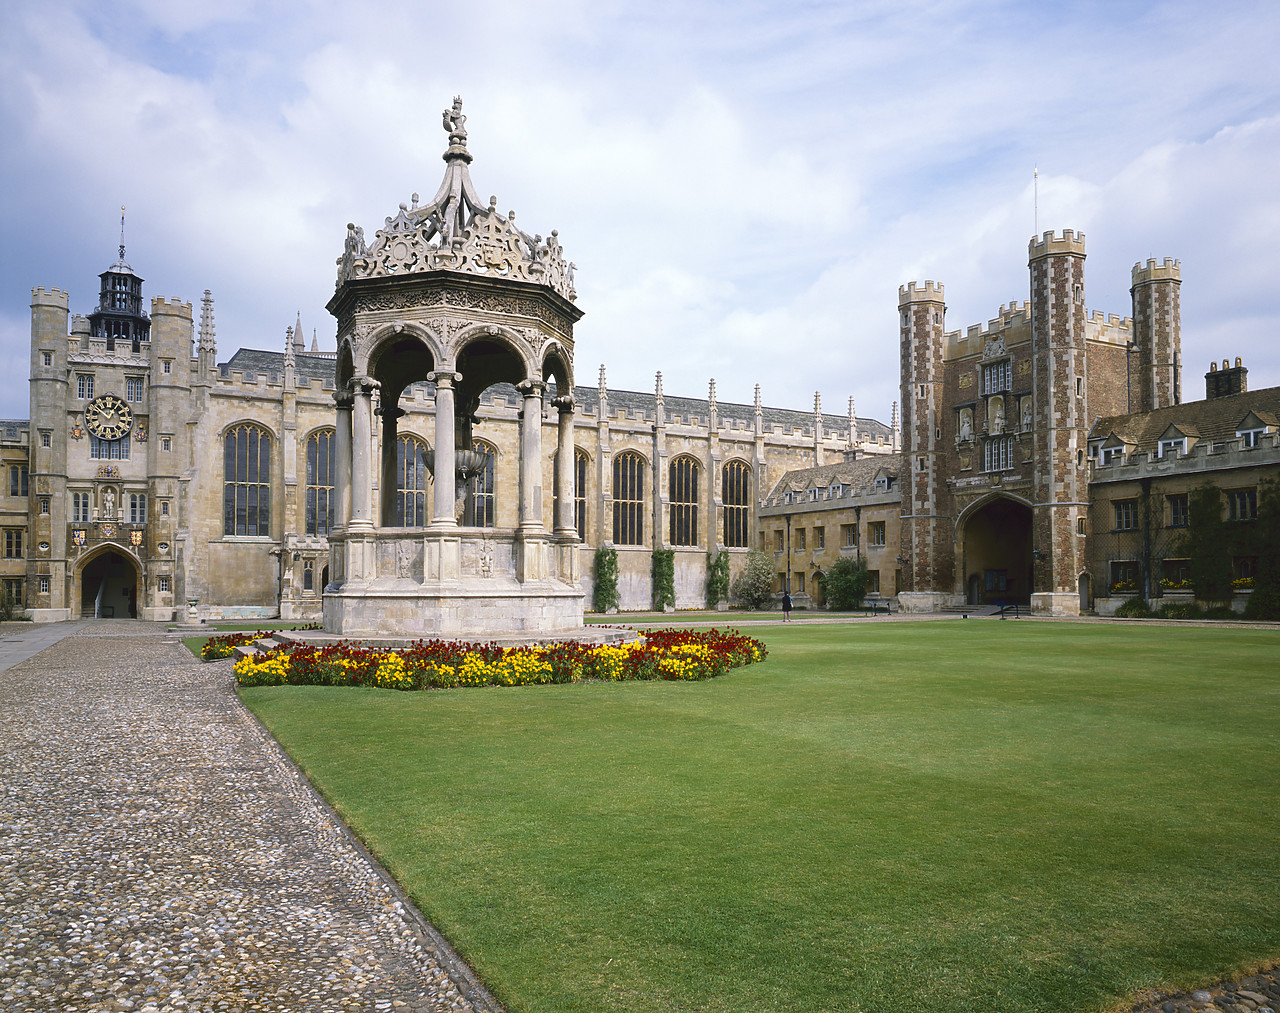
[960,496,1033,606]
[78,547,141,619]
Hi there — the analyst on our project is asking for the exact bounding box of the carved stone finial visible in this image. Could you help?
[708,378,717,409]
[598,363,607,395]
[655,371,663,400]
[814,391,822,416]
[443,95,467,146]
[754,384,762,413]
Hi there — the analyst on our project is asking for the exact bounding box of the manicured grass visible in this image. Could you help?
[240,621,1280,1013]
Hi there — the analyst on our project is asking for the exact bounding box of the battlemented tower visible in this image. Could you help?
[1130,257,1182,411]
[1028,230,1089,613]
[897,279,952,608]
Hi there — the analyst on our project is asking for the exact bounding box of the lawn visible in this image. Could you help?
[240,621,1280,1013]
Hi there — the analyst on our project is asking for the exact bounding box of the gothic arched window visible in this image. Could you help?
[305,429,335,536]
[669,456,699,546]
[465,441,496,528]
[396,434,431,527]
[223,423,272,537]
[574,448,588,541]
[613,451,645,545]
[722,460,751,548]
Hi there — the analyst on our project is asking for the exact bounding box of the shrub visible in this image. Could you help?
[706,550,731,609]
[1156,601,1202,620]
[651,549,676,611]
[730,550,776,610]
[1114,597,1153,619]
[1242,586,1280,621]
[1203,605,1238,621]
[1185,484,1234,605]
[819,557,871,610]
[593,547,619,613]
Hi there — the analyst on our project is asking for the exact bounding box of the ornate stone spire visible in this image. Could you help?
[891,400,900,450]
[284,325,296,370]
[847,396,857,448]
[336,97,576,301]
[708,378,718,429]
[293,311,305,354]
[597,364,608,414]
[198,290,216,354]
[311,329,319,353]
[654,371,665,426]
[753,384,763,435]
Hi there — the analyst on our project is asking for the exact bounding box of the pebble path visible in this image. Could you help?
[0,624,499,1013]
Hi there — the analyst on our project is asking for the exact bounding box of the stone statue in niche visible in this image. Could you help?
[102,488,115,519]
[958,408,973,442]
[989,396,1004,434]
[1021,396,1033,431]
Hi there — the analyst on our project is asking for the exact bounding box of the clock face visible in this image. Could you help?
[85,394,134,440]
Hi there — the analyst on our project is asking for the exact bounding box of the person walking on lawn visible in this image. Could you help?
[782,590,793,621]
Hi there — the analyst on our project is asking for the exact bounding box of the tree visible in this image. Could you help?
[1185,484,1233,606]
[730,550,776,610]
[819,557,872,610]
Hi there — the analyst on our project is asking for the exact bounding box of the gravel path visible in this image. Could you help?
[0,624,499,1013]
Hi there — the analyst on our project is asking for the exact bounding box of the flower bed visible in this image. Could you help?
[233,628,767,690]
[201,624,322,660]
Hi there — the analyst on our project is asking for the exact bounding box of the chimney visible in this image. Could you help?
[1205,357,1248,400]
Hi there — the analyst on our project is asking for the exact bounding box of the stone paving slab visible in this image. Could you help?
[0,627,500,1013]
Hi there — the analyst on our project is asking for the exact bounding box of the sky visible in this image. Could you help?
[2,0,1279,430]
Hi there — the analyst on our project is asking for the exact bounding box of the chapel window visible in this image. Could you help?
[574,448,588,541]
[394,433,429,528]
[612,451,645,545]
[722,460,750,548]
[465,441,496,528]
[669,456,699,546]
[223,423,272,537]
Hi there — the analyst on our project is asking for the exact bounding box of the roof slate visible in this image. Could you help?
[1091,386,1280,450]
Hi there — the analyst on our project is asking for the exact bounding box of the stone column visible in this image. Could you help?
[428,371,460,526]
[349,377,377,530]
[379,405,405,526]
[333,391,353,529]
[554,396,576,536]
[518,379,547,531]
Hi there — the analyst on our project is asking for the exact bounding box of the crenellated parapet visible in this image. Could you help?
[1028,229,1086,261]
[151,297,192,318]
[898,280,944,306]
[31,287,70,309]
[1131,257,1181,285]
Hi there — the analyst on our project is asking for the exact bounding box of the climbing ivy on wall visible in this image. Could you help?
[652,549,676,611]
[593,547,619,613]
[706,550,731,608]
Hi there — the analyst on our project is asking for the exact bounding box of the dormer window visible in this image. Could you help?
[1101,446,1125,465]
[830,484,842,498]
[1238,428,1264,449]
[1159,438,1185,458]
[875,475,891,492]
[809,488,819,502]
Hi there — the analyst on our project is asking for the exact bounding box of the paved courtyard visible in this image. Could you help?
[0,623,498,1013]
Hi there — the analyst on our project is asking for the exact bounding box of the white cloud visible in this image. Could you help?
[2,0,1279,428]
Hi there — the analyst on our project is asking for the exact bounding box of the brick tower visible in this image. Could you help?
[1130,257,1182,410]
[898,280,954,609]
[1028,230,1089,615]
